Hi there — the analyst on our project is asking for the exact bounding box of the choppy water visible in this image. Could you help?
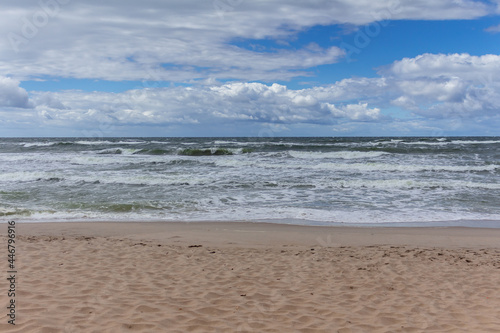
[1,137,499,225]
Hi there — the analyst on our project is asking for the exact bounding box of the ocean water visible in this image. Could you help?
[1,137,499,226]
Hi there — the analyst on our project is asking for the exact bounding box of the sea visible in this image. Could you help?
[1,137,499,226]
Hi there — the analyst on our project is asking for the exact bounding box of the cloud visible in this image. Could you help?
[0,76,32,108]
[3,51,500,136]
[0,0,494,82]
[398,78,467,103]
[485,24,500,33]
[380,53,500,118]
[380,53,500,81]
[321,102,382,121]
[26,82,385,132]
[32,92,68,110]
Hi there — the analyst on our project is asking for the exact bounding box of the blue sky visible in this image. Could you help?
[1,0,500,137]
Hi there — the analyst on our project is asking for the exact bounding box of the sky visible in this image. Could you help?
[1,0,500,137]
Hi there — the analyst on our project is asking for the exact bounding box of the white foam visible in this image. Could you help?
[450,140,500,145]
[22,142,58,148]
[401,141,449,146]
[214,157,499,174]
[289,150,389,160]
[0,171,63,183]
[401,139,500,146]
[74,140,116,145]
[314,162,499,173]
[325,178,500,190]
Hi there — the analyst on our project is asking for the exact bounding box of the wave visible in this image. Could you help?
[58,173,208,187]
[15,140,112,148]
[213,140,246,145]
[450,140,500,145]
[0,172,65,183]
[58,201,169,213]
[117,147,239,156]
[0,172,196,187]
[133,148,171,155]
[214,157,498,173]
[4,205,500,224]
[74,140,147,145]
[21,141,90,147]
[289,150,389,160]
[401,141,449,146]
[0,207,34,217]
[401,140,500,146]
[366,139,404,145]
[96,148,125,155]
[18,140,149,148]
[327,179,500,190]
[178,148,234,156]
[314,162,499,173]
[95,147,165,155]
[22,142,58,148]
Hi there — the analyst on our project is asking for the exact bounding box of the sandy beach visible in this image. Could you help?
[2,221,500,332]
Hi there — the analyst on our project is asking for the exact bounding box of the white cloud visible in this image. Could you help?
[0,0,494,82]
[381,53,500,82]
[0,76,32,108]
[380,53,500,119]
[424,82,500,119]
[485,23,500,33]
[23,81,386,134]
[3,52,500,136]
[321,102,382,121]
[398,78,466,102]
[32,92,68,110]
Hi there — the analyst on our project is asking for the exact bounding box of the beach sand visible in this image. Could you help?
[2,221,500,332]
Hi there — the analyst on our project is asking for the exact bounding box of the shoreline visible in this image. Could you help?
[9,217,500,228]
[14,220,500,249]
